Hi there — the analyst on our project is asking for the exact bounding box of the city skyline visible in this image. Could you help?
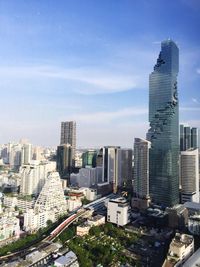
[0,0,200,147]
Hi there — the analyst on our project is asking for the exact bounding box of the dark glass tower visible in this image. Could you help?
[147,39,179,207]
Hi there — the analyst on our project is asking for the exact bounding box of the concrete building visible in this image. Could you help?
[24,172,67,231]
[34,172,67,213]
[180,124,198,151]
[3,196,35,211]
[54,251,79,267]
[184,201,200,215]
[0,213,20,243]
[117,148,132,187]
[188,215,200,235]
[163,233,194,267]
[70,167,97,188]
[183,247,200,267]
[102,146,132,193]
[133,138,151,202]
[166,204,188,230]
[20,161,56,196]
[57,144,72,180]
[21,143,32,165]
[87,215,105,227]
[60,121,76,166]
[8,143,22,169]
[77,215,105,237]
[76,224,91,236]
[180,149,199,203]
[107,197,130,226]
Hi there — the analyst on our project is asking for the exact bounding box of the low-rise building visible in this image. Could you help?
[0,213,20,243]
[107,197,130,226]
[76,224,90,236]
[183,247,200,267]
[54,251,79,267]
[166,204,188,230]
[184,201,200,216]
[188,215,200,235]
[67,199,82,212]
[163,233,194,267]
[76,215,105,236]
[3,195,36,211]
[87,215,105,227]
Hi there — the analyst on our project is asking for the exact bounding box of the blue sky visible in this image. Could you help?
[0,0,199,147]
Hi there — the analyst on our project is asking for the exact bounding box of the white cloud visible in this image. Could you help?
[180,107,200,112]
[65,107,148,124]
[191,98,199,104]
[0,65,140,94]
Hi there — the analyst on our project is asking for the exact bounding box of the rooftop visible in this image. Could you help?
[171,233,193,248]
[183,247,200,267]
[109,197,128,204]
[184,201,200,210]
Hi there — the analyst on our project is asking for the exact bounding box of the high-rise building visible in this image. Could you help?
[147,39,179,207]
[180,149,199,203]
[21,143,32,165]
[82,150,97,168]
[117,148,132,187]
[133,138,151,199]
[180,124,198,151]
[20,161,56,196]
[56,144,72,180]
[102,146,132,193]
[60,121,76,165]
[34,172,67,214]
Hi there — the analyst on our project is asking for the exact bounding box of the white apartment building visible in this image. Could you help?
[180,149,199,203]
[107,197,130,226]
[8,143,22,168]
[21,143,32,165]
[24,172,67,231]
[24,208,55,232]
[3,196,35,211]
[163,233,194,267]
[20,161,56,196]
[0,213,20,242]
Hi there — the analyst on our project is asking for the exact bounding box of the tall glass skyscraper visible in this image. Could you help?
[147,39,179,207]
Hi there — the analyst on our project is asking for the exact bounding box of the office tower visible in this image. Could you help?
[134,138,151,199]
[180,124,185,151]
[102,146,132,193]
[180,149,199,203]
[102,146,120,193]
[191,128,198,149]
[180,124,198,151]
[147,39,179,207]
[96,148,103,167]
[117,148,132,187]
[21,143,32,165]
[82,150,97,168]
[56,144,72,180]
[60,121,76,165]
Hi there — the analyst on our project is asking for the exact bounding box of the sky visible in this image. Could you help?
[0,0,200,148]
